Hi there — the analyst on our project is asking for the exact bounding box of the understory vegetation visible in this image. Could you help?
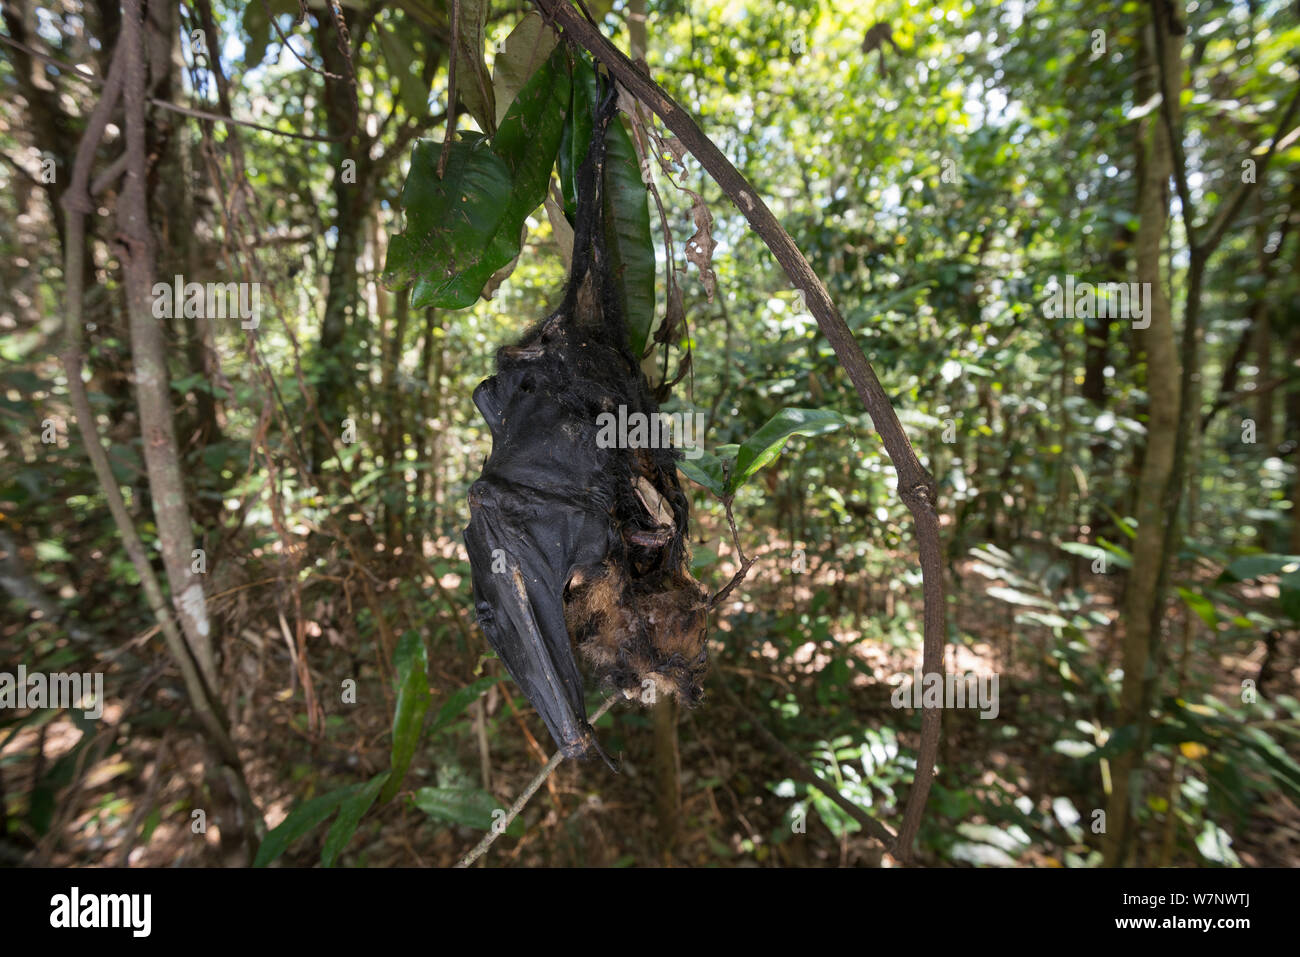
[1,0,1298,867]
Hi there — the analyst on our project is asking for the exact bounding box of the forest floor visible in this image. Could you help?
[4,517,1297,868]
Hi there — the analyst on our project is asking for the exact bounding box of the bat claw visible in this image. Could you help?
[587,734,620,773]
[561,725,619,772]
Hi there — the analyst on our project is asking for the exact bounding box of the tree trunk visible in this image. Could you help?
[652,695,681,857]
[312,10,370,473]
[382,285,410,548]
[1104,5,1183,868]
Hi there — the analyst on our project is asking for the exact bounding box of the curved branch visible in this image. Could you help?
[532,0,945,860]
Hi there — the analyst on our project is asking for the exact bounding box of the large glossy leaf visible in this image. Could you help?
[560,57,655,356]
[600,92,656,357]
[384,45,570,309]
[384,135,509,308]
[557,67,592,221]
[412,786,524,837]
[380,632,432,802]
[730,409,847,493]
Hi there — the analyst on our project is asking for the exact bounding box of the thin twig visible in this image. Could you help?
[708,496,756,609]
[455,693,622,868]
[0,31,345,142]
[261,0,344,78]
[439,0,462,178]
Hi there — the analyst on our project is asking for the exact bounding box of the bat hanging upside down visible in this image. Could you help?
[463,84,708,766]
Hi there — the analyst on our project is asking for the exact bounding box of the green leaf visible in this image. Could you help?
[241,2,270,71]
[1195,820,1239,866]
[428,675,506,736]
[378,22,413,85]
[384,136,510,308]
[412,786,524,837]
[601,110,655,356]
[729,408,847,494]
[1059,542,1104,562]
[380,633,432,803]
[385,45,570,309]
[321,772,389,868]
[378,22,425,117]
[677,449,733,497]
[451,0,495,131]
[253,785,359,867]
[558,66,592,221]
[1053,739,1096,759]
[491,12,558,128]
[987,586,1054,609]
[558,57,655,356]
[241,0,299,72]
[1220,553,1300,583]
[1280,570,1300,622]
[1093,537,1133,569]
[689,546,719,572]
[571,57,655,356]
[1177,586,1220,630]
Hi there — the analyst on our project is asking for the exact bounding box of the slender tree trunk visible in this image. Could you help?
[429,313,446,531]
[1104,6,1182,867]
[1249,304,1274,447]
[312,10,370,473]
[116,3,218,693]
[652,695,681,856]
[382,287,410,548]
[1289,306,1300,555]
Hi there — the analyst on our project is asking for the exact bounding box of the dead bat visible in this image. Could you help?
[463,82,707,765]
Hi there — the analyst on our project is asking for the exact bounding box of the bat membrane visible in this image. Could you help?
[464,79,707,765]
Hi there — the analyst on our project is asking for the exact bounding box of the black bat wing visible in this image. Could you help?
[463,367,616,760]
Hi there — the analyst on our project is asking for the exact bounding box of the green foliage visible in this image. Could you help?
[253,641,504,866]
[384,45,571,308]
[679,407,846,498]
[412,786,523,837]
[5,0,1300,870]
[380,631,434,802]
[254,784,360,868]
[555,53,656,355]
